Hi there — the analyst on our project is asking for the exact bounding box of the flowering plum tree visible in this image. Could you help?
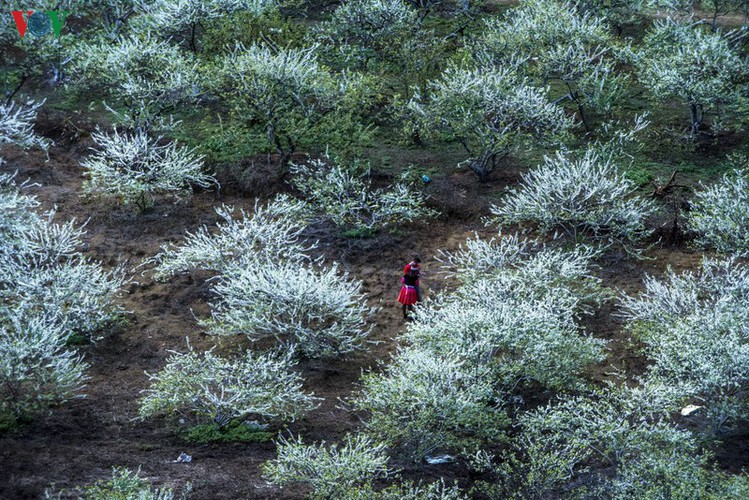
[81,128,215,211]
[212,43,362,166]
[621,258,749,434]
[263,433,391,498]
[290,156,438,236]
[489,148,656,248]
[151,196,373,358]
[0,312,88,420]
[0,100,50,150]
[409,65,573,181]
[0,175,126,340]
[475,0,628,126]
[687,167,749,256]
[482,385,749,498]
[204,260,373,358]
[152,196,311,280]
[315,0,420,69]
[636,18,748,136]
[139,0,278,51]
[352,346,509,459]
[0,173,124,422]
[72,33,200,132]
[353,234,607,459]
[1,221,127,338]
[140,346,318,427]
[578,0,649,29]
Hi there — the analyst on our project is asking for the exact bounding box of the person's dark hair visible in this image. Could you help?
[413,255,421,263]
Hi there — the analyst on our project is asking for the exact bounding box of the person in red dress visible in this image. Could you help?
[398,265,420,320]
[403,255,422,302]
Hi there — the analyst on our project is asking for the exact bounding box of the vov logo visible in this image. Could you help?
[11,10,69,38]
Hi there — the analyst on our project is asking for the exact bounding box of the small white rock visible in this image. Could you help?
[425,454,455,464]
[680,404,704,416]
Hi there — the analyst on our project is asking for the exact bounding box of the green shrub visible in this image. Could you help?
[184,420,275,444]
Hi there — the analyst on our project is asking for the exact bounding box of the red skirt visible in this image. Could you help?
[398,285,418,306]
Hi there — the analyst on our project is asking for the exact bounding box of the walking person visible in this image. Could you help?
[397,265,419,320]
[403,255,422,303]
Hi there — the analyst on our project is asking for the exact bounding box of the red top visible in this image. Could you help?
[403,262,420,286]
[404,262,420,275]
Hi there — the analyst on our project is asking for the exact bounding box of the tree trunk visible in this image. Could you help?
[689,102,703,136]
[565,82,590,133]
[469,151,495,182]
[5,74,27,106]
[190,22,198,53]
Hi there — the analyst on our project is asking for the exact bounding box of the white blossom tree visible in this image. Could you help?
[422,237,607,389]
[687,167,749,256]
[87,0,146,38]
[648,0,694,13]
[353,234,607,459]
[474,0,628,128]
[409,65,573,181]
[620,258,749,434]
[72,33,200,132]
[0,219,127,339]
[150,196,373,358]
[290,157,438,236]
[351,346,510,459]
[0,311,88,420]
[576,0,649,32]
[698,0,747,28]
[0,171,41,242]
[140,346,318,427]
[484,385,749,498]
[489,148,656,248]
[315,0,420,69]
[203,260,373,358]
[0,184,122,421]
[151,196,311,280]
[636,18,748,136]
[263,433,392,498]
[264,434,466,498]
[212,43,361,166]
[0,100,50,150]
[138,0,278,51]
[1,175,126,341]
[81,128,216,211]
[404,295,607,392]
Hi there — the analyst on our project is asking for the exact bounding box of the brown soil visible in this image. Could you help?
[1,113,748,498]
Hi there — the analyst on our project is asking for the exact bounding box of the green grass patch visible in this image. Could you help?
[184,420,276,444]
[0,410,20,433]
[0,407,35,434]
[624,159,659,188]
